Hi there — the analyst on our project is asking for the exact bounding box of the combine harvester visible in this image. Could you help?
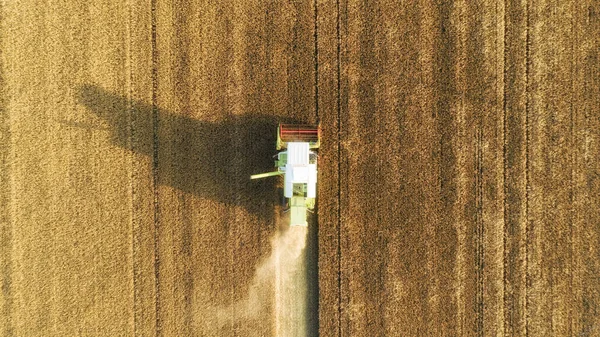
[251,123,320,226]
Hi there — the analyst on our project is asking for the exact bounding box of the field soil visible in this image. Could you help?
[1,0,598,336]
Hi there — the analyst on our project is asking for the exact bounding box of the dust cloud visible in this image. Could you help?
[198,225,309,336]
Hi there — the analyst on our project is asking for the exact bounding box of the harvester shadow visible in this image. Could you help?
[76,84,304,221]
[77,84,319,336]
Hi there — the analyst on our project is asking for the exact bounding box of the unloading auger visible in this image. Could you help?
[251,123,320,226]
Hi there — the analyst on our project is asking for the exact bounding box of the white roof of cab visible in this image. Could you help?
[287,142,309,166]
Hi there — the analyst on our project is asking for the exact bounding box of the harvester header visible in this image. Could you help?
[277,124,320,150]
[251,123,320,226]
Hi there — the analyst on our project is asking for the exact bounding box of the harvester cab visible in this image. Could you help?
[250,123,320,226]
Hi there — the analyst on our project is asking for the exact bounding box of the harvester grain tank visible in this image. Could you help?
[251,123,320,226]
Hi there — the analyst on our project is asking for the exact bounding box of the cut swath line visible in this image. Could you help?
[336,0,343,336]
[501,0,508,334]
[524,0,530,335]
[150,0,161,335]
[125,2,137,335]
[274,229,282,336]
[477,104,484,337]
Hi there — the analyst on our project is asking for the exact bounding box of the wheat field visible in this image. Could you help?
[1,0,598,336]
